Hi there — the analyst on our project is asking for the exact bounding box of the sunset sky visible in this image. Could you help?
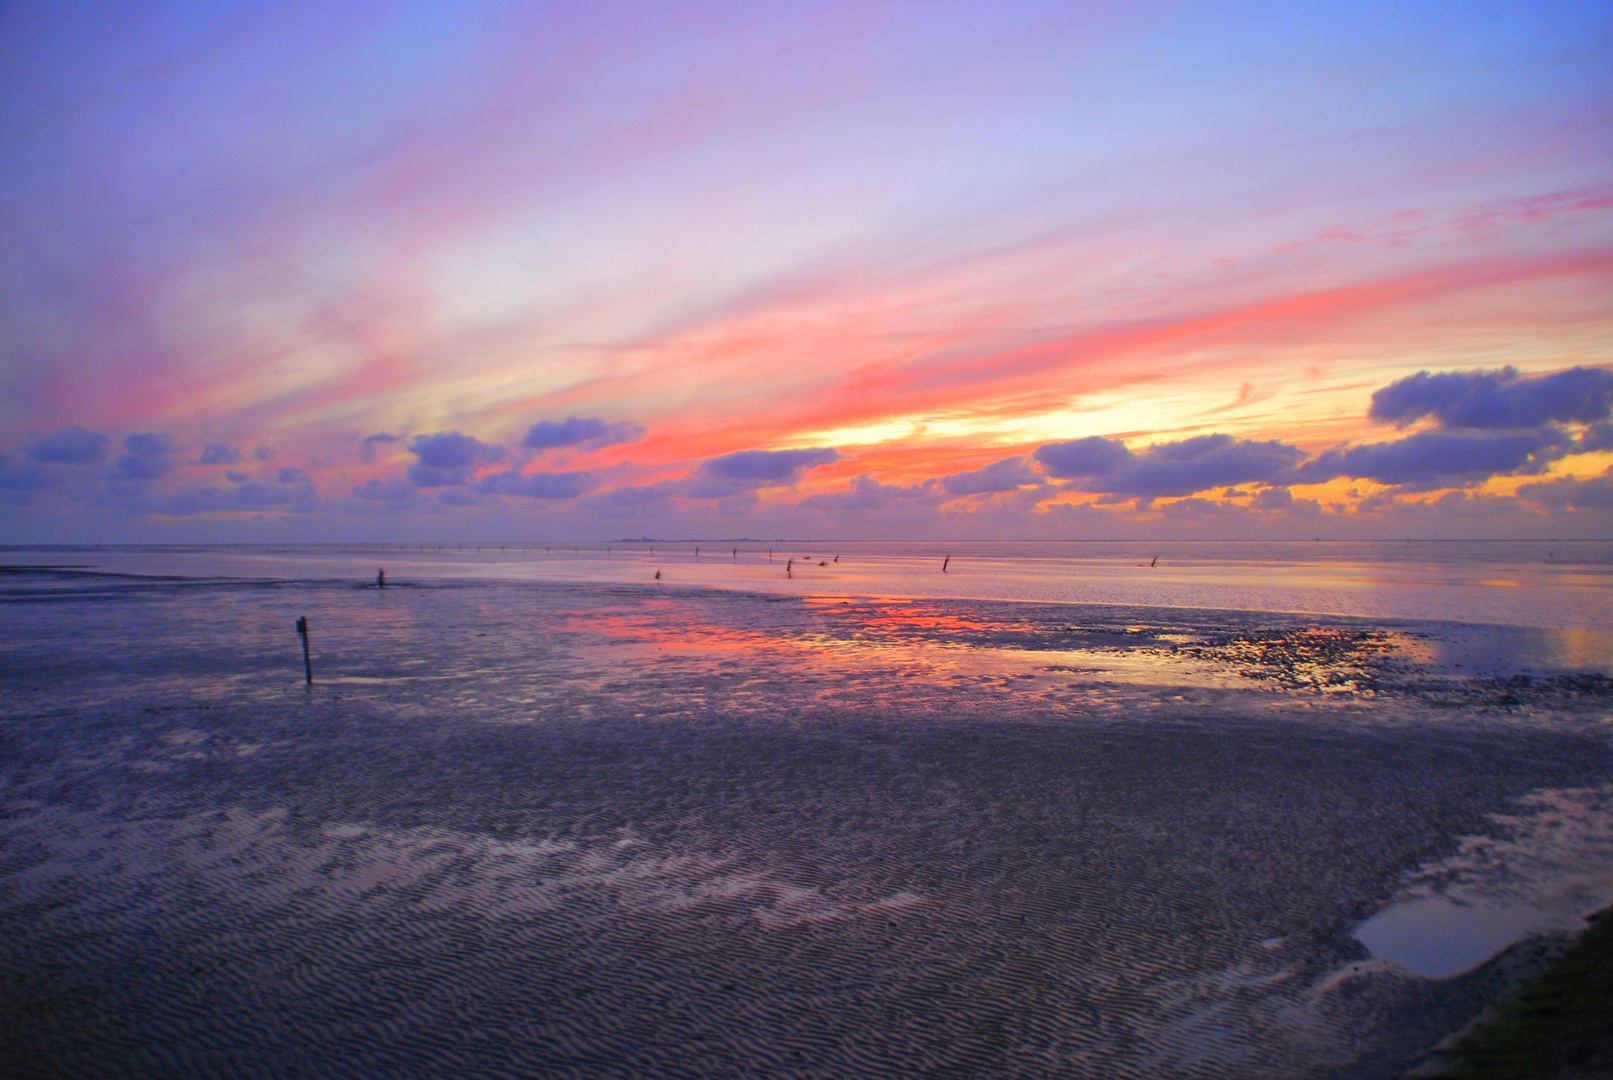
[2,1,1610,541]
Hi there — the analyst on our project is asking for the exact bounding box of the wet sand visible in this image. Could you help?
[2,565,1611,1078]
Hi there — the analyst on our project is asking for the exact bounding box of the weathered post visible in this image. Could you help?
[296,616,313,684]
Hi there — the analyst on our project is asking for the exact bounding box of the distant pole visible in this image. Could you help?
[296,616,312,685]
[377,568,385,588]
[942,555,950,573]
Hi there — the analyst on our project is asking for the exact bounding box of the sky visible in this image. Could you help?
[1,0,1611,542]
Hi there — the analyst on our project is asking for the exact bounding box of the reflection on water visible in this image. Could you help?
[6,538,1613,632]
[1412,624,1613,675]
[1358,898,1544,978]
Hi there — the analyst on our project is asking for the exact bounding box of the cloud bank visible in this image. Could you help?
[1034,434,1305,500]
[524,418,645,451]
[405,432,505,487]
[30,426,108,464]
[4,365,1611,539]
[1370,366,1613,429]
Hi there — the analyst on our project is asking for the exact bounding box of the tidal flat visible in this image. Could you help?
[2,544,1611,1078]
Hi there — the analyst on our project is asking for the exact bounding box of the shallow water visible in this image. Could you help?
[2,543,1611,1078]
[9,537,1613,632]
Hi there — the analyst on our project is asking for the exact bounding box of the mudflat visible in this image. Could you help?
[2,546,1610,1078]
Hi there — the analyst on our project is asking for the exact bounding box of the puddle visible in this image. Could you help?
[1354,783,1613,978]
[1356,897,1547,977]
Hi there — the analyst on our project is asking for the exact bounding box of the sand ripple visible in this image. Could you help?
[2,575,1611,1077]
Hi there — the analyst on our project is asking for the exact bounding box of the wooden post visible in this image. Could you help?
[296,616,312,684]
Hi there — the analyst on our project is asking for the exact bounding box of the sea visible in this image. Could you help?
[2,540,1611,1079]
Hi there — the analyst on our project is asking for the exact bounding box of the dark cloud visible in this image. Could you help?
[701,447,841,481]
[115,433,177,480]
[253,445,275,461]
[277,467,311,484]
[475,469,597,499]
[1035,434,1304,499]
[524,417,645,450]
[1120,436,1305,496]
[30,426,108,464]
[689,447,841,497]
[406,432,504,486]
[1370,366,1613,429]
[1252,486,1294,510]
[1516,473,1613,510]
[352,478,415,501]
[411,432,504,469]
[406,464,470,487]
[801,468,1043,512]
[1022,367,1612,504]
[195,444,242,466]
[1296,428,1565,488]
[1032,436,1132,478]
[225,471,249,483]
[936,456,1041,496]
[1159,496,1244,519]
